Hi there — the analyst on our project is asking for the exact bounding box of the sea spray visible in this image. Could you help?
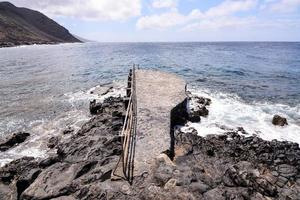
[185,86,300,144]
[0,82,126,167]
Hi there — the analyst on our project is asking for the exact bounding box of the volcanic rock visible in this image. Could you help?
[187,95,211,122]
[47,136,59,149]
[272,115,288,126]
[63,127,74,135]
[1,93,300,200]
[0,132,30,151]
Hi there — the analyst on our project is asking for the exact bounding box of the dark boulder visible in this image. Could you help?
[272,115,288,126]
[237,127,248,135]
[193,96,211,106]
[188,114,201,123]
[191,106,209,117]
[89,99,102,115]
[187,95,210,122]
[0,132,30,151]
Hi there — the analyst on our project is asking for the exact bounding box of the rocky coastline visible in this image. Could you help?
[0,88,300,200]
[0,41,63,48]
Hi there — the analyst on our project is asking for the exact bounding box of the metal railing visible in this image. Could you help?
[112,65,137,184]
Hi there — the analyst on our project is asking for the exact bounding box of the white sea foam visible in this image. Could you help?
[0,82,126,167]
[64,80,126,107]
[0,110,90,167]
[184,86,300,144]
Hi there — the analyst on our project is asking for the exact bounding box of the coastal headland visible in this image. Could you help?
[0,2,81,48]
[0,69,300,200]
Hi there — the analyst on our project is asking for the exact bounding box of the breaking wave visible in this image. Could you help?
[0,82,126,167]
[185,86,300,144]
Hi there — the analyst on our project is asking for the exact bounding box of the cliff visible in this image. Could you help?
[0,1,81,47]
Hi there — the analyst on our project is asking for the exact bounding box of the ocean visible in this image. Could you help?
[0,42,299,165]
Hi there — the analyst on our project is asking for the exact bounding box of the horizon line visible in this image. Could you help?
[84,40,300,43]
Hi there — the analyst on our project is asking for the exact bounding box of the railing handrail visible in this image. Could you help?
[112,64,137,184]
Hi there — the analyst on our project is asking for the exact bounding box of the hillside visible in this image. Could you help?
[0,1,81,47]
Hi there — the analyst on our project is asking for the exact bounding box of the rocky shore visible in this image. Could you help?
[0,41,59,48]
[0,89,300,200]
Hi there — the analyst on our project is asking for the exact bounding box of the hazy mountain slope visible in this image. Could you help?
[73,34,93,42]
[0,2,81,47]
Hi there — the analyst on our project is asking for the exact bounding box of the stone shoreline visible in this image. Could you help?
[0,41,84,48]
[0,41,58,48]
[0,90,299,199]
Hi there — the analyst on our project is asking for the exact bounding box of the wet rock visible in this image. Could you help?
[272,115,288,126]
[0,132,30,151]
[89,99,102,115]
[47,136,59,149]
[191,96,211,106]
[237,127,248,135]
[63,127,74,135]
[183,95,211,123]
[92,85,113,96]
[90,97,124,116]
[187,114,201,123]
[188,106,209,119]
[188,95,211,117]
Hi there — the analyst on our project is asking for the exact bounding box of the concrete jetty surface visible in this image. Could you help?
[134,69,186,176]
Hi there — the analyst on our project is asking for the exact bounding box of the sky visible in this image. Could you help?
[8,0,300,42]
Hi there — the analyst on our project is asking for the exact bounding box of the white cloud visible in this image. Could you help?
[152,0,178,8]
[183,16,257,31]
[137,0,257,30]
[269,0,300,12]
[137,9,187,29]
[9,0,142,21]
[205,0,257,17]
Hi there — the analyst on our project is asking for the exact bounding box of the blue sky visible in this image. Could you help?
[9,0,300,41]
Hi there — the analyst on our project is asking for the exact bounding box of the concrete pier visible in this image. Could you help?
[134,69,186,176]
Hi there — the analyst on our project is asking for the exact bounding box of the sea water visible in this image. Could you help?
[0,42,299,165]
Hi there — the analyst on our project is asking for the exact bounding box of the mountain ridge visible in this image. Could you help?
[0,1,81,47]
